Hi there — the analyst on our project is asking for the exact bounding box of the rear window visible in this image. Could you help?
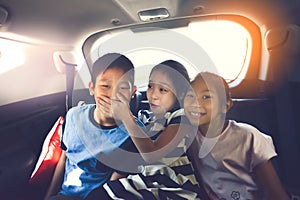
[86,19,252,88]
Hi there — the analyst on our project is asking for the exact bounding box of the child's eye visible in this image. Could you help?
[118,83,130,90]
[159,88,168,93]
[202,95,211,100]
[185,92,195,98]
[147,84,153,89]
[119,86,130,90]
[101,85,110,89]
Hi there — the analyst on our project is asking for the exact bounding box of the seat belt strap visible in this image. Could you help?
[59,55,77,112]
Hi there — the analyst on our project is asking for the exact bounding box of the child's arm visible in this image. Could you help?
[110,172,126,180]
[101,94,191,163]
[254,159,290,200]
[123,115,191,163]
[44,151,66,200]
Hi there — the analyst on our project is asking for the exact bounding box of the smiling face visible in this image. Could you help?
[184,75,231,136]
[146,70,177,118]
[89,67,133,124]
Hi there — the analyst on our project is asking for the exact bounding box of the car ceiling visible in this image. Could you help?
[0,0,299,48]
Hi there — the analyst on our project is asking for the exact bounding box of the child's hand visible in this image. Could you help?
[111,92,132,121]
[97,95,113,118]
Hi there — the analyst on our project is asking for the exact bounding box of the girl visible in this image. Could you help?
[93,60,208,200]
[184,72,290,200]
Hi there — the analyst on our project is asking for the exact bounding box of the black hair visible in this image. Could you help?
[150,60,190,109]
[91,53,134,85]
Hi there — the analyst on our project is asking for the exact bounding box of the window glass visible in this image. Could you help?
[0,38,25,74]
[91,19,251,87]
[0,38,65,106]
[185,20,251,82]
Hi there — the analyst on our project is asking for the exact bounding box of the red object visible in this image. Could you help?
[28,116,64,188]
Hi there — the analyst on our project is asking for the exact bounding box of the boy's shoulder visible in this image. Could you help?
[68,104,94,112]
[66,104,95,119]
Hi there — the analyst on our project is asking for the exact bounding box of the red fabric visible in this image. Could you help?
[29,116,64,185]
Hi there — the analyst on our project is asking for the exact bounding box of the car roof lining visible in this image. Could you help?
[0,0,297,47]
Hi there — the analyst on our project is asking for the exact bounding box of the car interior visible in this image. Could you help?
[0,0,300,199]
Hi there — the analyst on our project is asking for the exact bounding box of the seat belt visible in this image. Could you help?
[59,55,77,112]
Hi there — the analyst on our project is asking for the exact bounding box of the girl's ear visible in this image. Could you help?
[88,81,94,96]
[222,99,233,113]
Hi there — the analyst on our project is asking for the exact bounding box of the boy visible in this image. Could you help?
[45,53,144,200]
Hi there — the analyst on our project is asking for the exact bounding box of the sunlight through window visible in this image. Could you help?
[187,20,251,81]
[0,39,25,74]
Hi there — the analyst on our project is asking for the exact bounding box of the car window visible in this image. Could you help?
[0,37,65,106]
[86,19,251,88]
[0,38,25,75]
